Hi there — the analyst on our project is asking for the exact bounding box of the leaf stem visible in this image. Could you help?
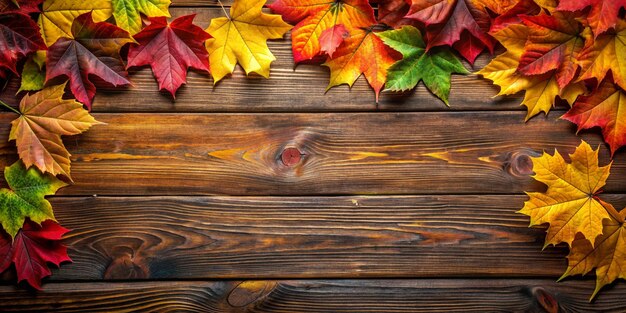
[217,0,230,19]
[0,99,20,115]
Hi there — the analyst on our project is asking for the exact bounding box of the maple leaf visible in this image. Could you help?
[562,79,626,156]
[489,0,540,34]
[0,0,42,14]
[375,0,414,28]
[560,202,626,300]
[0,220,71,289]
[477,24,585,120]
[206,0,291,83]
[378,25,468,105]
[38,0,113,47]
[112,0,171,35]
[268,0,375,63]
[406,0,497,64]
[9,83,103,179]
[519,141,612,247]
[127,15,210,98]
[319,24,349,58]
[46,12,132,108]
[517,12,588,89]
[557,0,626,38]
[0,13,46,78]
[576,20,626,90]
[323,28,399,102]
[0,161,66,239]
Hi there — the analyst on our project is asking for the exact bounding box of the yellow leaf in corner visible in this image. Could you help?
[205,0,292,83]
[561,202,626,300]
[519,141,612,247]
[38,0,113,46]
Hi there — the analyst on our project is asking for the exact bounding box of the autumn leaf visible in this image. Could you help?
[127,15,210,97]
[205,0,291,83]
[9,83,103,179]
[18,51,46,93]
[477,24,585,120]
[46,12,133,108]
[0,220,71,289]
[406,0,497,64]
[517,12,588,89]
[319,24,349,57]
[375,0,414,28]
[562,79,626,156]
[0,161,66,239]
[378,25,468,105]
[323,27,399,102]
[519,141,612,247]
[0,13,46,78]
[560,202,626,300]
[489,0,540,34]
[268,0,375,63]
[0,0,42,14]
[557,0,626,37]
[112,0,171,35]
[38,0,113,46]
[576,20,626,90]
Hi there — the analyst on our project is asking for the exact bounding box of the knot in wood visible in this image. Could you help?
[103,254,149,279]
[281,147,302,166]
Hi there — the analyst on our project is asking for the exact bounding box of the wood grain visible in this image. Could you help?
[2,279,626,312]
[0,112,621,196]
[0,7,526,113]
[5,195,598,280]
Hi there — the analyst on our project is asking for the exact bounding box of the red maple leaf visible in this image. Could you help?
[126,15,211,98]
[46,12,133,109]
[0,13,46,78]
[406,0,497,64]
[557,0,626,37]
[0,220,71,289]
[0,0,42,14]
[319,24,349,57]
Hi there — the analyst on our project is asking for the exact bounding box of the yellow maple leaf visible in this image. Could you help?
[560,201,626,300]
[205,0,292,83]
[38,0,113,46]
[477,24,585,121]
[519,141,612,247]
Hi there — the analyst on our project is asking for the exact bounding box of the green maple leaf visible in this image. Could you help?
[0,161,67,239]
[112,0,171,34]
[377,25,468,105]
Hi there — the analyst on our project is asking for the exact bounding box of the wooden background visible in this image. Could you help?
[2,1,626,312]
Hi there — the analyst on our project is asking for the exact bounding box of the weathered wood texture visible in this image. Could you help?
[0,112,621,196]
[2,279,626,312]
[36,195,570,280]
[0,7,526,113]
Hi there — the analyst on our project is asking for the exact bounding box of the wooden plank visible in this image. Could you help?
[1,279,625,312]
[1,7,524,113]
[19,195,626,280]
[0,112,621,196]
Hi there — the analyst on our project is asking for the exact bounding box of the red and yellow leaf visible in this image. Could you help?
[322,28,400,102]
[268,0,376,63]
[562,79,626,156]
[518,12,588,89]
[557,0,626,37]
[46,12,132,108]
[576,20,626,90]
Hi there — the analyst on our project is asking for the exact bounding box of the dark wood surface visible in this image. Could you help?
[2,1,626,312]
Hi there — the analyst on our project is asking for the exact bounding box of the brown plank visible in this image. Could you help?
[21,195,626,280]
[1,279,625,312]
[1,7,524,113]
[0,112,622,196]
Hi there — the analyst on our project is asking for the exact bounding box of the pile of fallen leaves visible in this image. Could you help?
[0,0,625,299]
